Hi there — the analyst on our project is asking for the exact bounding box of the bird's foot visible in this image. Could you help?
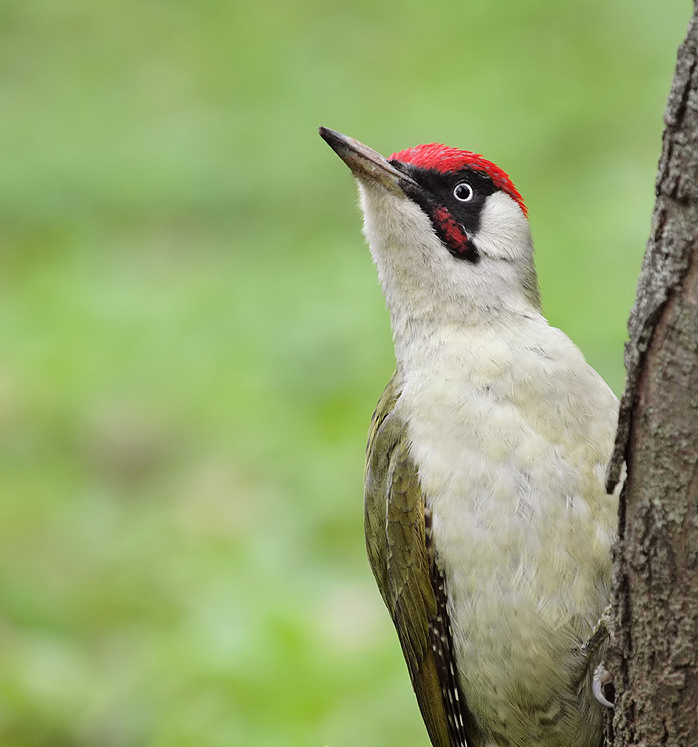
[581,605,615,708]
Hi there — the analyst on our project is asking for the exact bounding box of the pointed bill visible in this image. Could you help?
[319,126,418,196]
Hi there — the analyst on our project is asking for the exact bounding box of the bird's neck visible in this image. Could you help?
[390,302,542,380]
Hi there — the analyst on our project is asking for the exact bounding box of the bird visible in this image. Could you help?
[318,126,619,747]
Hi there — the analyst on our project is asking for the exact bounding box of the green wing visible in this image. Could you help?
[364,372,471,747]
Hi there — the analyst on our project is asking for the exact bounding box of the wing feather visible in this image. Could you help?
[364,372,472,747]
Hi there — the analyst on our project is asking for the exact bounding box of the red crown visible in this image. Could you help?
[390,143,527,216]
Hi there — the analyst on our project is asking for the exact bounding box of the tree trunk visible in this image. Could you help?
[605,3,698,745]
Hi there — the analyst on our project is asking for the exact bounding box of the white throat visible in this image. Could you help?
[357,178,541,367]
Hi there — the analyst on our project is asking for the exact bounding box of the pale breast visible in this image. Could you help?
[398,320,618,746]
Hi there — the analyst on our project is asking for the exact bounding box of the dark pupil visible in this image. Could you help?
[456,184,471,199]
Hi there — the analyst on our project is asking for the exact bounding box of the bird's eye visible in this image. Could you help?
[453,182,474,202]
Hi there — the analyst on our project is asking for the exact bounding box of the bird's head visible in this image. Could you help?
[319,127,541,343]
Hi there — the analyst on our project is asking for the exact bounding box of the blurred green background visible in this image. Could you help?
[0,1,689,745]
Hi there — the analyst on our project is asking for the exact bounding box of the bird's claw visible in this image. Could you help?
[592,664,614,708]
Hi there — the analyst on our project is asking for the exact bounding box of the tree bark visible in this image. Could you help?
[605,3,698,745]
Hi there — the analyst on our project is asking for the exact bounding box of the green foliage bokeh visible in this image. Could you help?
[0,2,689,744]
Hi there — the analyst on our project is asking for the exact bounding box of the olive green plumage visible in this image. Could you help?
[365,371,457,747]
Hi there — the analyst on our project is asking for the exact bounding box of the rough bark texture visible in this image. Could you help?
[605,4,698,745]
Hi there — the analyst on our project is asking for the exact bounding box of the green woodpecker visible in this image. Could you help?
[319,127,618,747]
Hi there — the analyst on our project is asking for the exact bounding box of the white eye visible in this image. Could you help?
[453,182,474,202]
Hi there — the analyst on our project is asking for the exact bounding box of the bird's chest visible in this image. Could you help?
[401,356,570,514]
[398,364,611,745]
[402,362,571,564]
[400,365,603,600]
